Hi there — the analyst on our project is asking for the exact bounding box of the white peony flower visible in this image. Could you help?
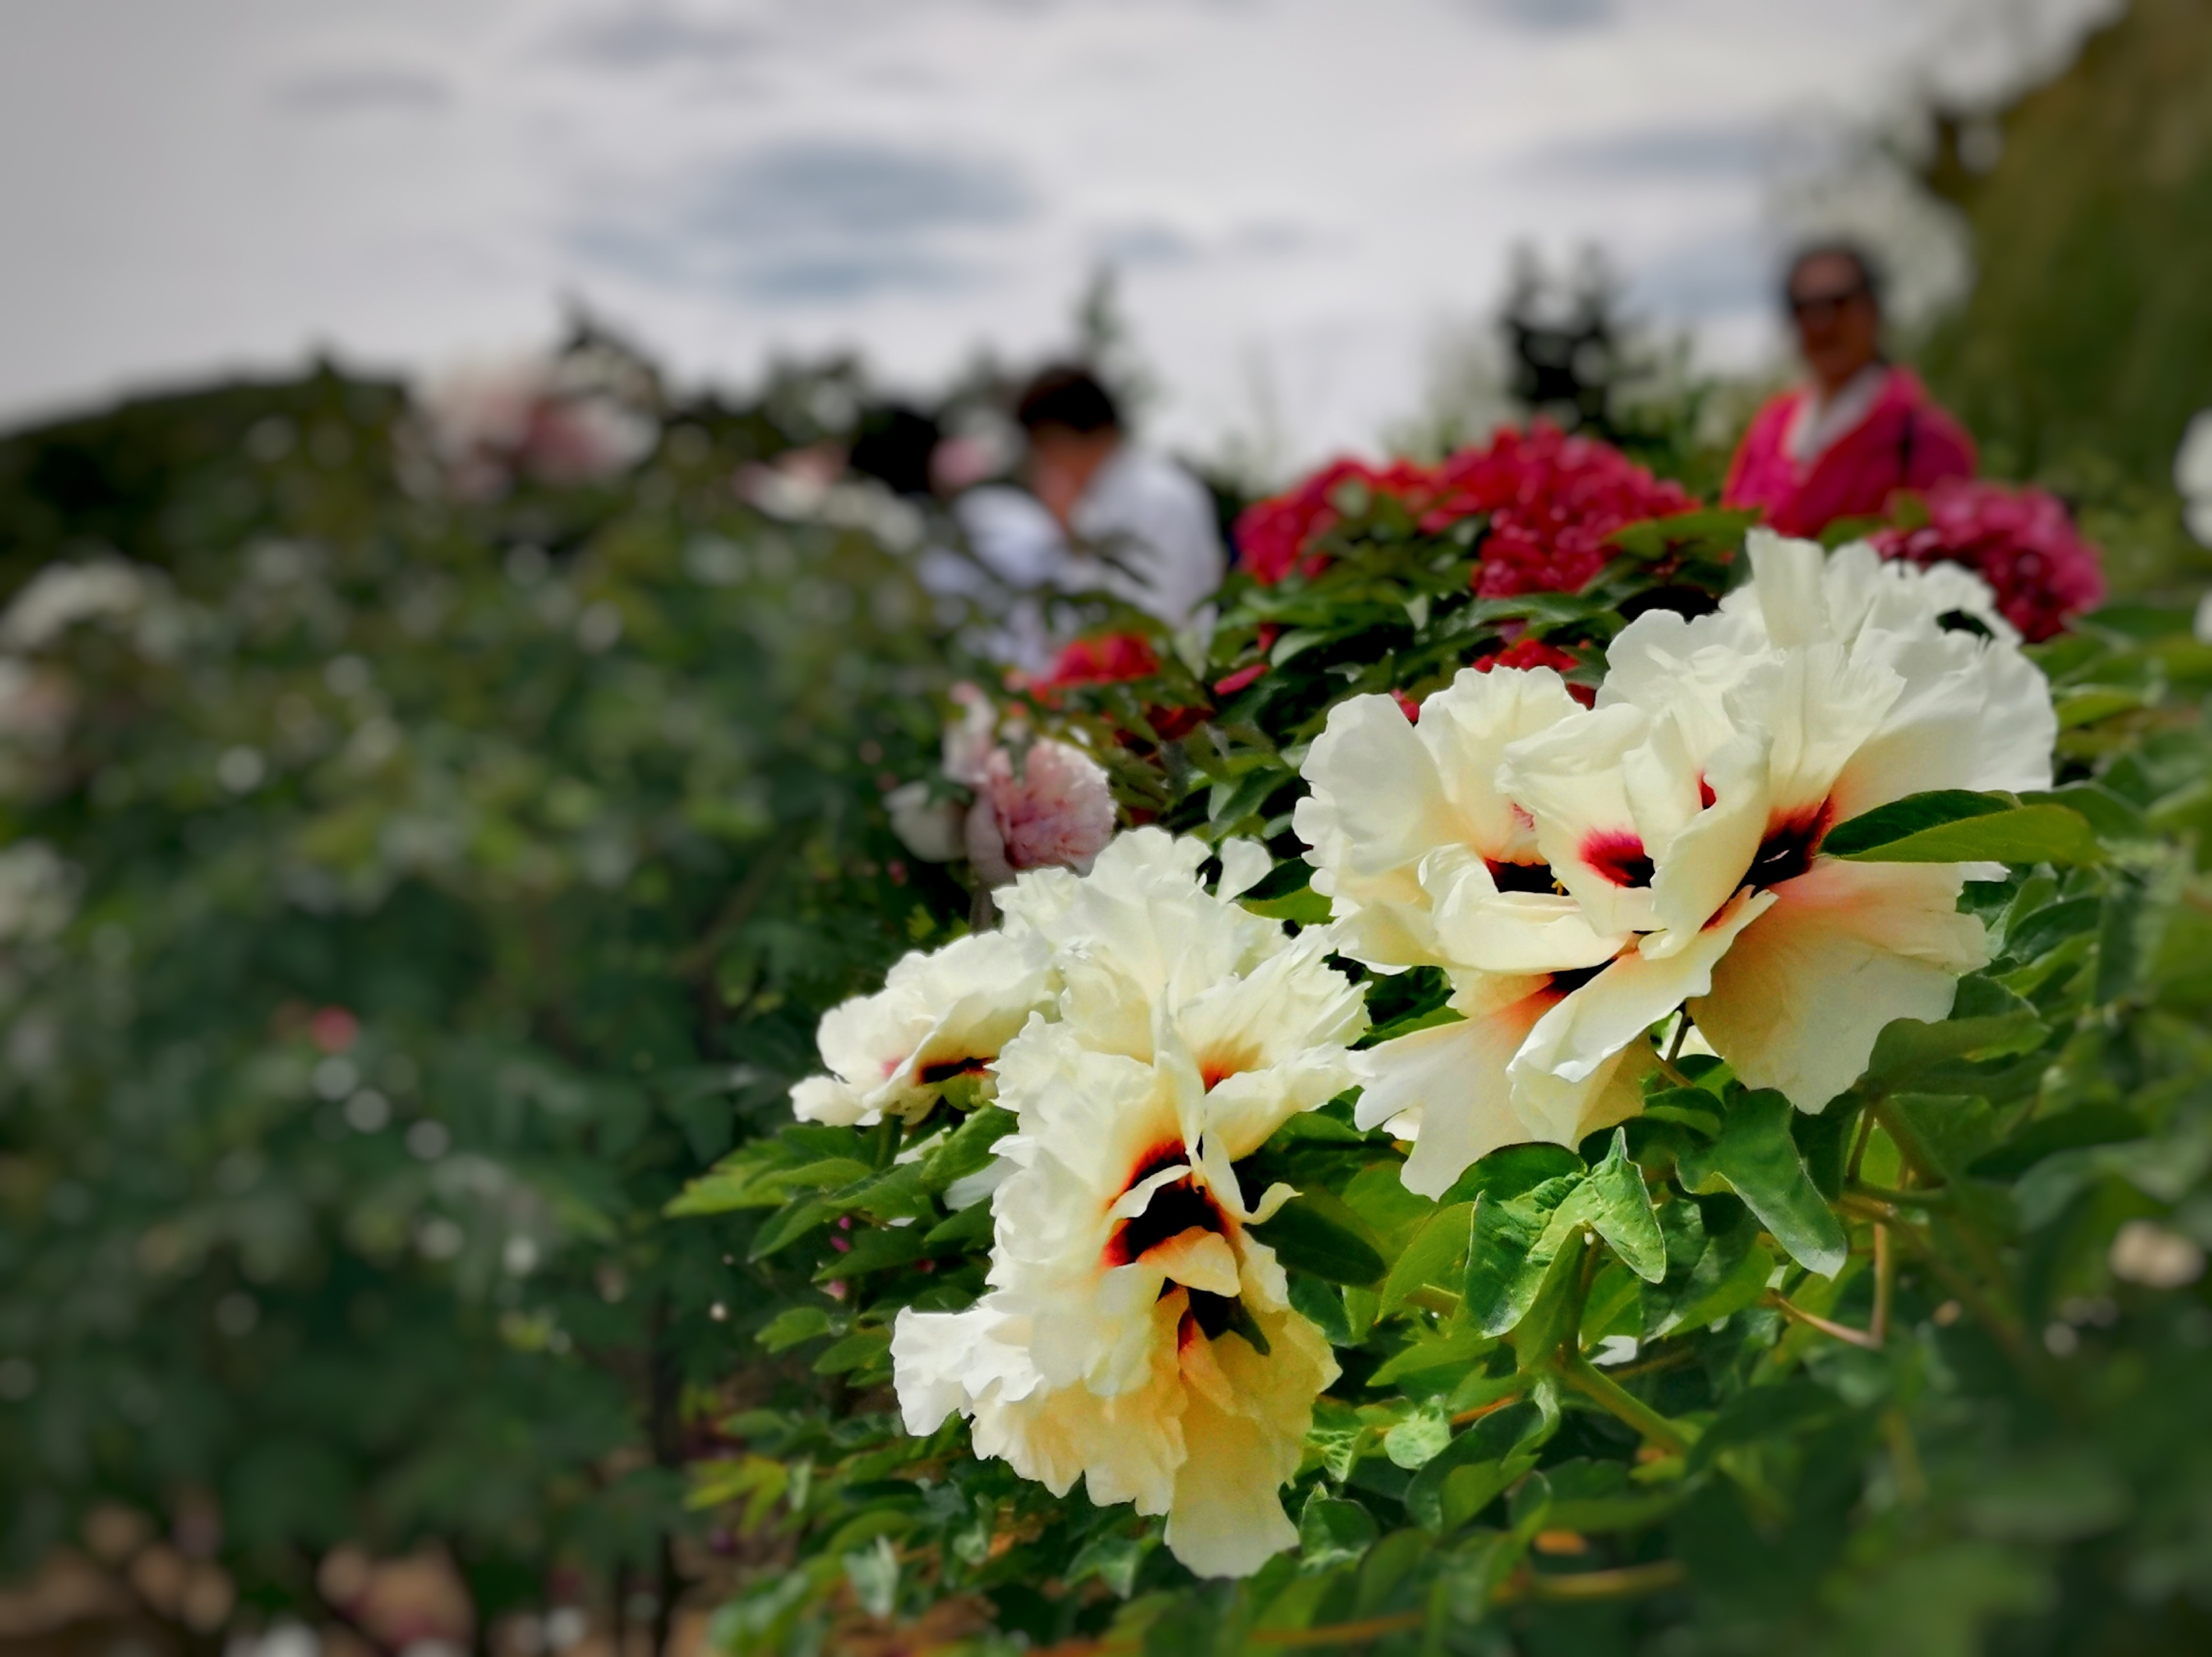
[1499,532,2054,1115]
[790,928,1055,1127]
[891,828,1361,1576]
[1295,667,1638,1196]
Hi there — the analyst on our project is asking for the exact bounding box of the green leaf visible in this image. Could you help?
[1239,886,1335,925]
[917,1105,1015,1192]
[1067,1527,1152,1597]
[1865,977,2047,1088]
[1463,1174,1583,1336]
[1439,1142,1584,1207]
[812,1329,890,1375]
[1380,1201,1473,1313]
[1208,766,1287,829]
[1822,789,2012,856]
[1443,1458,1536,1533]
[1304,1398,1368,1483]
[1648,1217,1774,1338]
[922,1202,994,1250]
[1383,1402,1453,1470]
[1298,1493,1379,1570]
[1968,1105,2145,1178]
[1250,1193,1387,1287]
[1826,790,2105,866]
[1583,1128,1667,1283]
[756,1306,834,1352]
[1368,1325,1493,1386]
[748,1197,831,1263]
[1674,1091,1848,1277]
[814,1222,933,1280]
[1403,1398,1549,1532]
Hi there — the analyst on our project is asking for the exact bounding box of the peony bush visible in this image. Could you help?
[676,430,2212,1655]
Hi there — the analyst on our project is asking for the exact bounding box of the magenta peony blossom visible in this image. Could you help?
[1869,479,2105,642]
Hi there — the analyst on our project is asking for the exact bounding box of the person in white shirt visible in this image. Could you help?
[1012,364,1225,632]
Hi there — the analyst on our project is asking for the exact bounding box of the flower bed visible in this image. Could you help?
[673,431,2212,1655]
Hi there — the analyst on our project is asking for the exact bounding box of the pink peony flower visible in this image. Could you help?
[910,684,1117,886]
[963,738,1117,888]
[407,345,657,502]
[1868,479,2105,642]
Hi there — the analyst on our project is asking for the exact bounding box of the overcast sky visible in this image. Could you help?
[0,0,2115,468]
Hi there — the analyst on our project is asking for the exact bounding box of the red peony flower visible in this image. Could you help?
[1422,423,1695,598]
[1471,636,1596,705]
[1232,423,1691,597]
[1868,479,2105,643]
[1232,459,1384,583]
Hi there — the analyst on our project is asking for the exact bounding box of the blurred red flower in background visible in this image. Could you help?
[1868,479,2106,643]
[1232,423,1691,597]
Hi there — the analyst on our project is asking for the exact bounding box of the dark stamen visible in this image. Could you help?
[1743,803,1832,892]
[1105,1178,1220,1267]
[1487,859,1558,894]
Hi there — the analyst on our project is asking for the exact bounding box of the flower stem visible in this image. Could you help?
[1765,1290,1881,1350]
[1562,1355,1695,1455]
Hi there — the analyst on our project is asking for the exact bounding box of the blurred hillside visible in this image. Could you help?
[1921,0,2212,502]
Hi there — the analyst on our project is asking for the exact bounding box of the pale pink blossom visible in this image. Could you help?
[406,345,657,502]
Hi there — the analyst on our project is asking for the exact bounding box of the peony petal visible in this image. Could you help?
[790,1074,871,1125]
[1351,983,1551,1198]
[1214,837,1273,901]
[1691,859,1990,1111]
[1162,1300,1335,1578]
[1510,888,1774,1096]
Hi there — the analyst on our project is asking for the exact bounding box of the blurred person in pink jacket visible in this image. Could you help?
[1724,242,1976,537]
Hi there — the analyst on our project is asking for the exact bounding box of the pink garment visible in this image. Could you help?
[1723,367,1977,538]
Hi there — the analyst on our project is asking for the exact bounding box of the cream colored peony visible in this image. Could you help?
[1499,531,2055,1115]
[1294,667,1645,1197]
[892,830,1362,1577]
[789,928,1054,1127]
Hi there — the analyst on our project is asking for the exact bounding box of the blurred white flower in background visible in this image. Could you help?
[2177,411,2212,643]
[0,555,154,652]
[0,842,80,947]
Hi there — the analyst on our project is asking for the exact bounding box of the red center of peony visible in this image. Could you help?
[1582,832,1654,888]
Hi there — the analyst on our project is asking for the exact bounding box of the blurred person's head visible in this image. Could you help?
[1785,242,1884,394]
[1016,364,1121,527]
[848,404,943,498]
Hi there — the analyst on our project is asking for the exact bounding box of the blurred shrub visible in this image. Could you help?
[1920,0,2212,561]
[0,353,976,1642]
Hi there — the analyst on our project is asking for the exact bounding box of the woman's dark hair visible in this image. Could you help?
[1784,241,1886,314]
[1014,364,1121,435]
